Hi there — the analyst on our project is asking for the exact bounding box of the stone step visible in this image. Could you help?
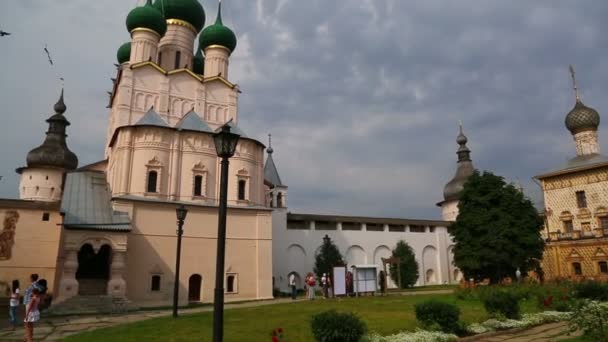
[77,279,108,296]
[47,295,139,316]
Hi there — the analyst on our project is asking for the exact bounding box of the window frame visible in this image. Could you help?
[225,273,238,294]
[599,261,608,274]
[572,262,583,276]
[576,191,587,209]
[151,275,161,292]
[147,170,159,193]
[174,50,181,69]
[562,220,574,233]
[237,179,247,201]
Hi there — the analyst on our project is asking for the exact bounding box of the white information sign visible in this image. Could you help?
[332,266,347,296]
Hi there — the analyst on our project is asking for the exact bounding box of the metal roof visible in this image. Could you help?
[215,120,247,138]
[134,108,169,128]
[61,171,131,231]
[176,110,213,132]
[536,153,608,179]
[264,153,283,187]
[287,212,450,227]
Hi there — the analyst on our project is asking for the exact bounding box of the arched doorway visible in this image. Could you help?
[76,244,112,295]
[188,274,202,302]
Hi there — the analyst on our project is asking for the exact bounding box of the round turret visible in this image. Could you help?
[565,100,600,134]
[117,42,132,64]
[153,0,205,33]
[199,2,237,53]
[126,0,167,36]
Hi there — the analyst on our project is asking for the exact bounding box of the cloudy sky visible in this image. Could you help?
[1,0,607,219]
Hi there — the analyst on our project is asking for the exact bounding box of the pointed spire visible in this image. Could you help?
[216,0,223,25]
[569,64,580,102]
[267,133,274,154]
[54,88,66,114]
[456,122,471,162]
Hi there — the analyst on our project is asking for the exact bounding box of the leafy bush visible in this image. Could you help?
[481,290,521,319]
[310,310,367,342]
[414,300,462,334]
[573,281,608,301]
[366,329,458,341]
[454,287,478,301]
[569,300,608,341]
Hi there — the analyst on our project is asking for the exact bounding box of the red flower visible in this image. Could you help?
[278,328,284,333]
[272,336,279,342]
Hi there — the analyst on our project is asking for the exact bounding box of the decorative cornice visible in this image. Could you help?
[131,61,166,74]
[205,44,231,54]
[166,19,197,34]
[203,75,236,89]
[130,27,161,39]
[167,68,203,82]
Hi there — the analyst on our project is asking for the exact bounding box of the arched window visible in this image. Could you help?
[194,175,203,197]
[226,274,237,293]
[174,51,181,69]
[158,52,162,66]
[147,171,158,193]
[277,193,283,208]
[238,180,246,201]
[572,262,582,275]
[151,275,161,291]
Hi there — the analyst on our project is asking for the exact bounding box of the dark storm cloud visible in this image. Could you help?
[1,1,607,219]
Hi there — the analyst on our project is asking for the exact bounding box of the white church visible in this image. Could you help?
[0,0,472,311]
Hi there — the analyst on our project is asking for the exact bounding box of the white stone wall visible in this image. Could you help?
[574,130,600,156]
[441,199,459,221]
[271,213,458,293]
[19,168,64,202]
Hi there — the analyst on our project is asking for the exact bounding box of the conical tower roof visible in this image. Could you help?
[443,123,474,201]
[24,90,78,170]
[264,134,284,187]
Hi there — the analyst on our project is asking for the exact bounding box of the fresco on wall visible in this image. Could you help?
[0,211,20,260]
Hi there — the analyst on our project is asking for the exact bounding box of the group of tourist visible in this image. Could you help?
[7,273,47,342]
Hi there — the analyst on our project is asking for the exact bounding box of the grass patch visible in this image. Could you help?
[64,294,539,342]
[387,284,457,293]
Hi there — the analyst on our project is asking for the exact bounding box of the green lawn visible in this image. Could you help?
[64,294,540,342]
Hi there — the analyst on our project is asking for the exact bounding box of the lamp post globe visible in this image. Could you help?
[212,122,240,342]
[172,205,188,318]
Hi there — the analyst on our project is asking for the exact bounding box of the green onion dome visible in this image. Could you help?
[153,0,205,33]
[193,47,204,75]
[565,99,600,133]
[126,0,167,36]
[117,42,132,64]
[199,2,237,54]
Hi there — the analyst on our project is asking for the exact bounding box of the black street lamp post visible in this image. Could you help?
[173,204,188,318]
[212,123,240,342]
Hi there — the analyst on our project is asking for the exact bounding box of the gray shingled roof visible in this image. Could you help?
[61,171,131,231]
[215,120,247,137]
[176,110,212,132]
[264,153,283,187]
[134,108,169,127]
[536,153,608,179]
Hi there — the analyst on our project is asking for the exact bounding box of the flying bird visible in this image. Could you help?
[0,30,10,37]
[44,45,54,65]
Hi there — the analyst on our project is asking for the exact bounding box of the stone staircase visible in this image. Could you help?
[46,295,139,316]
[77,279,108,296]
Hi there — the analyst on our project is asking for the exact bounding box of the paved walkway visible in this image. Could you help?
[464,321,582,341]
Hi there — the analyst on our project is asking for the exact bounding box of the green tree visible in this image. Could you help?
[389,240,419,288]
[452,171,544,284]
[314,236,345,279]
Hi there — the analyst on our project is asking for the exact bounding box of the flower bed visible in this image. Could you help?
[365,311,571,342]
[366,330,458,342]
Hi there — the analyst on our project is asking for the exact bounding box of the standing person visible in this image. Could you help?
[23,288,41,342]
[327,276,333,298]
[378,271,387,295]
[289,273,297,300]
[321,273,328,298]
[306,273,316,300]
[8,279,19,330]
[23,274,38,315]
